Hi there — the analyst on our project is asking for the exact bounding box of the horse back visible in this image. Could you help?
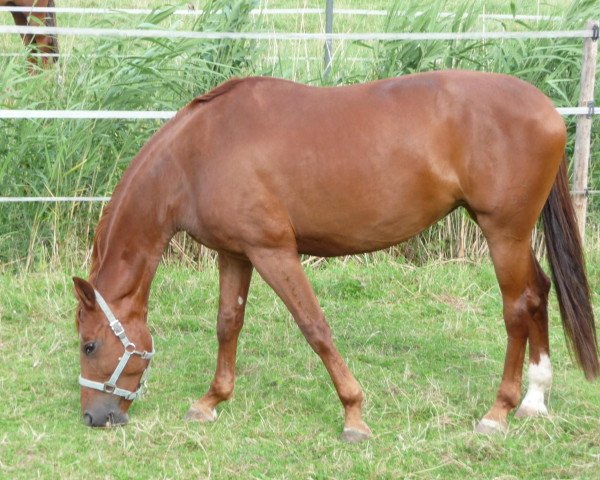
[174,73,565,256]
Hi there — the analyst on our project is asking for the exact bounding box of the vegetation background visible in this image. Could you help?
[1,1,600,478]
[0,0,599,267]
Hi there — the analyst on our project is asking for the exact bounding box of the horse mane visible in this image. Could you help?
[89,78,248,281]
[89,180,127,282]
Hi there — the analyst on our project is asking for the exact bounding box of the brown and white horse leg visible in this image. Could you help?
[515,258,552,418]
[247,247,371,442]
[186,254,253,422]
[475,238,549,434]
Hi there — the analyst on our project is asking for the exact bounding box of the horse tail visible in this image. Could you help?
[46,0,59,61]
[542,155,599,380]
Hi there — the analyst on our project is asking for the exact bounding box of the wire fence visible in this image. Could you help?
[0,6,564,21]
[0,25,594,41]
[0,24,590,61]
[0,100,596,204]
[0,197,111,203]
[0,11,597,204]
[0,106,596,120]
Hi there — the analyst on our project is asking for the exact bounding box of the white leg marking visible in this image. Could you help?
[237,296,244,306]
[518,353,552,416]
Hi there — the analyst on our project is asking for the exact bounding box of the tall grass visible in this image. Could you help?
[361,0,600,261]
[0,0,598,269]
[0,0,261,268]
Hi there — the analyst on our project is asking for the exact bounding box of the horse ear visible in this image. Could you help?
[72,277,96,310]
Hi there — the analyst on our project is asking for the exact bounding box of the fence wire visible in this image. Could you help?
[0,16,596,204]
[0,25,594,41]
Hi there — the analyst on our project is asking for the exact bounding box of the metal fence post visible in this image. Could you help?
[323,0,334,79]
[571,20,599,244]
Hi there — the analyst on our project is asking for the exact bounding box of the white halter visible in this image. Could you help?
[78,290,155,401]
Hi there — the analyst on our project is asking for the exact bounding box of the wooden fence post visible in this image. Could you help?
[323,0,334,79]
[571,20,599,244]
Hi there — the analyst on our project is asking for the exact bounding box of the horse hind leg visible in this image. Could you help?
[186,254,253,422]
[515,258,552,418]
[474,235,551,434]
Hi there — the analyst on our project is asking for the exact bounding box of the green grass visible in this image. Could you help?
[2,256,600,478]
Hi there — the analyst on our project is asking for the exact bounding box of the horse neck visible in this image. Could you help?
[89,100,204,314]
[90,159,182,314]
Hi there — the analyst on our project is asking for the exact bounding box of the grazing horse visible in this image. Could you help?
[1,0,58,68]
[73,72,598,441]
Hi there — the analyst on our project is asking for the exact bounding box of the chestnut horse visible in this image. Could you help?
[1,0,58,68]
[73,72,598,441]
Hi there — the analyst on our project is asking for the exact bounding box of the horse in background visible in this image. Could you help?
[1,0,59,69]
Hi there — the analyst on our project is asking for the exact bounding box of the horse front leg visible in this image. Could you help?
[247,246,371,443]
[186,253,253,422]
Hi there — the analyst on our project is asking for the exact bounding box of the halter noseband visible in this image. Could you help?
[78,290,155,401]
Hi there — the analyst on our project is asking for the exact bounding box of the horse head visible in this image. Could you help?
[73,277,154,428]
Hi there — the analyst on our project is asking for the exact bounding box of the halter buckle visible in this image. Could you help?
[104,383,116,394]
[110,321,125,338]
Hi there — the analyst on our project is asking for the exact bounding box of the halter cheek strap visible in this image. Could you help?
[78,289,155,401]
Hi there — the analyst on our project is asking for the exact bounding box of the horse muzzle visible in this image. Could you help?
[83,406,129,428]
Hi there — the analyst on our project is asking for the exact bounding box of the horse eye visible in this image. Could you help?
[83,342,97,356]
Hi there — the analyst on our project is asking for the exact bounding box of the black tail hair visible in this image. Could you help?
[543,156,599,379]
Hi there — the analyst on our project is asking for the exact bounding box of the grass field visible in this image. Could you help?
[2,256,600,478]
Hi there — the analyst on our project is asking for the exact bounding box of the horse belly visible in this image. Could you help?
[293,209,449,257]
[288,169,459,257]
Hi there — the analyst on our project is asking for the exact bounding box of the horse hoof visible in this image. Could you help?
[341,427,371,443]
[515,403,548,418]
[184,406,217,422]
[474,418,507,435]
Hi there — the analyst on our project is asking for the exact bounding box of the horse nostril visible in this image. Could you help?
[83,412,93,427]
